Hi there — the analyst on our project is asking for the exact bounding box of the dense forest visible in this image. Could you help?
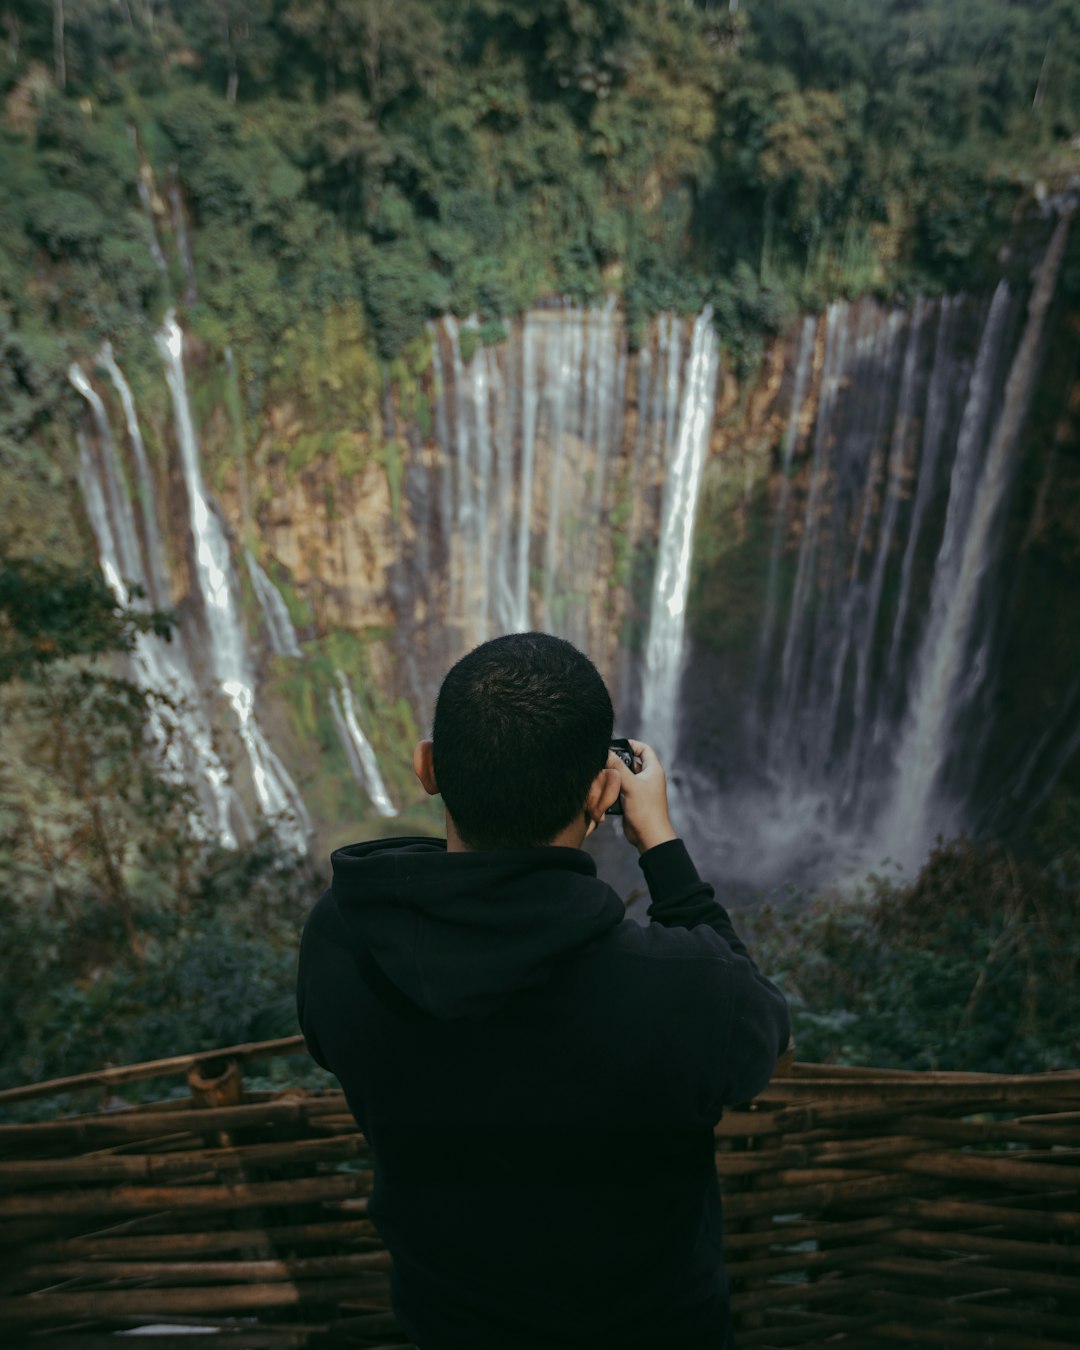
[2,1,1079,1100]
[4,0,1079,462]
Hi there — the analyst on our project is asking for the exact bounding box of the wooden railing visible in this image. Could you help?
[1,1041,1078,1348]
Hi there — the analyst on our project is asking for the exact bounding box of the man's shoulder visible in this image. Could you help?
[300,886,346,949]
[605,914,738,966]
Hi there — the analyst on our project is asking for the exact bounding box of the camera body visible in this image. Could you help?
[606,737,642,816]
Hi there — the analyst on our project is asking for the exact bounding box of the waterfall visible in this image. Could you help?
[70,369,238,847]
[753,314,817,736]
[515,314,539,632]
[245,551,304,659]
[168,170,198,304]
[431,304,631,654]
[883,218,1071,867]
[424,304,722,746]
[128,126,168,277]
[155,311,310,854]
[330,671,397,818]
[97,341,172,612]
[769,302,850,767]
[639,308,720,762]
[843,300,928,799]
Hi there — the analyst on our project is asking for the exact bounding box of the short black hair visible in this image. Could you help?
[432,632,614,850]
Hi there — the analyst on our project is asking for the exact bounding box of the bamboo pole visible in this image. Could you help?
[0,1279,388,1323]
[854,1254,1080,1298]
[723,1214,898,1252]
[0,1096,345,1148]
[0,1133,368,1187]
[0,1173,371,1219]
[894,1150,1080,1188]
[22,1219,378,1262]
[0,1037,308,1108]
[862,1322,1077,1350]
[887,1224,1080,1265]
[14,1251,392,1288]
[729,1271,883,1314]
[864,1289,1080,1341]
[722,1172,918,1218]
[26,1335,318,1349]
[893,1195,1080,1234]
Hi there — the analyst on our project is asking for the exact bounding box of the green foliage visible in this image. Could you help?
[754,838,1080,1073]
[0,837,322,1099]
[0,554,171,683]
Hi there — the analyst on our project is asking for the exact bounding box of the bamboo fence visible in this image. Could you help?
[1,1040,1078,1348]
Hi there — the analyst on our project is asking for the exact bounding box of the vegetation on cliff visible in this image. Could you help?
[2,0,1079,455]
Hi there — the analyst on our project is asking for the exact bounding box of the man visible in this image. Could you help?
[297,632,790,1349]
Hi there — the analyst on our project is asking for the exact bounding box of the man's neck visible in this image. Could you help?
[444,815,588,853]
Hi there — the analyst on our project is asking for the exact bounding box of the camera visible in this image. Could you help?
[606,737,642,816]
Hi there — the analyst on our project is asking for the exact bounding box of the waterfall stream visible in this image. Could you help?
[156,311,310,854]
[70,367,238,848]
[330,671,397,818]
[882,218,1071,866]
[639,309,720,763]
[246,551,304,660]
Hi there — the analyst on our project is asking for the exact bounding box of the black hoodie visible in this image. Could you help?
[297,836,789,1350]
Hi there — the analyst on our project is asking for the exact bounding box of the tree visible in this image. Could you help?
[0,554,191,955]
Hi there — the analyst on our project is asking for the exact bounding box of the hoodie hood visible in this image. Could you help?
[330,836,625,1021]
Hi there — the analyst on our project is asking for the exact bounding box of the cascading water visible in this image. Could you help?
[128,126,168,277]
[329,671,397,818]
[246,551,304,660]
[639,309,720,763]
[678,221,1072,887]
[98,342,172,612]
[424,304,717,687]
[70,366,238,847]
[156,310,310,854]
[882,217,1071,867]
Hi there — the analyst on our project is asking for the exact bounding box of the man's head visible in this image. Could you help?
[413,632,618,850]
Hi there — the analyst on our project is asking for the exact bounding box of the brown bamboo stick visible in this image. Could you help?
[14,1251,392,1287]
[855,1254,1080,1298]
[759,1069,1080,1094]
[723,1214,898,1252]
[715,1137,932,1175]
[726,1239,898,1280]
[21,1219,379,1262]
[729,1271,883,1314]
[865,1288,1080,1341]
[894,1195,1080,1234]
[894,1150,1080,1188]
[734,1313,904,1348]
[861,1322,1077,1350]
[0,1037,309,1108]
[0,1173,371,1220]
[888,1224,1080,1266]
[0,1096,346,1149]
[25,1335,318,1349]
[887,1113,1080,1147]
[0,1279,388,1322]
[0,1133,368,1188]
[722,1172,918,1218]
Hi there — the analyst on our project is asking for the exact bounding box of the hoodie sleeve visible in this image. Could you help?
[640,838,791,1107]
[296,898,331,1072]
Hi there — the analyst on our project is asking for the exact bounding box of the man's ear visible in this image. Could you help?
[412,739,439,796]
[585,764,621,826]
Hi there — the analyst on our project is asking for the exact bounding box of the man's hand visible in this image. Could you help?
[607,739,677,856]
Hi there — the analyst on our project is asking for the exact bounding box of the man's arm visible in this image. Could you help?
[296,899,332,1072]
[611,742,791,1105]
